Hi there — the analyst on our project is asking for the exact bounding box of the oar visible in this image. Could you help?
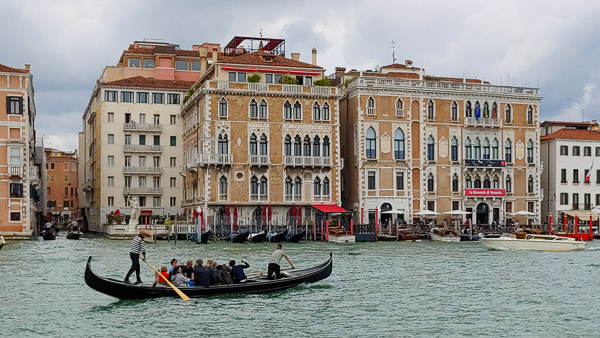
[143,259,190,301]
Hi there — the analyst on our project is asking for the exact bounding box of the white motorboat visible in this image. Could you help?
[430,228,461,242]
[328,234,356,243]
[480,233,586,252]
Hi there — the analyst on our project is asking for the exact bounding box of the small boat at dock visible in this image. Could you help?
[430,228,460,242]
[267,229,288,243]
[66,231,82,240]
[248,230,267,243]
[43,230,57,241]
[480,233,586,251]
[286,230,306,243]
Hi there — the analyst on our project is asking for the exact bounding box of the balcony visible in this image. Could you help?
[123,166,163,174]
[284,156,332,167]
[123,187,163,195]
[124,145,162,153]
[197,153,233,166]
[465,117,502,127]
[9,165,22,177]
[464,159,506,168]
[123,123,162,132]
[249,155,270,166]
[199,81,338,98]
[572,203,579,210]
[250,195,268,202]
[284,195,303,202]
[584,203,592,210]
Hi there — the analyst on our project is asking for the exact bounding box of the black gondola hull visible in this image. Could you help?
[199,231,211,244]
[66,232,81,240]
[231,231,250,243]
[84,253,332,299]
[43,232,56,240]
[249,231,266,243]
[286,231,306,243]
[267,229,288,243]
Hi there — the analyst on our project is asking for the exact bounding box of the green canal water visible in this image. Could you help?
[1,236,600,337]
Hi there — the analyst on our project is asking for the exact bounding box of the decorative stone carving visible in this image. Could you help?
[439,137,448,158]
[516,140,525,160]
[380,133,391,154]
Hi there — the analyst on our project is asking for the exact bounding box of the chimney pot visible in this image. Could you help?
[25,64,30,71]
[312,48,317,66]
[291,53,300,61]
[212,47,218,65]
[405,60,413,68]
[200,47,208,73]
[335,67,346,73]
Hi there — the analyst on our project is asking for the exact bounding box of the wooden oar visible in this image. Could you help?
[143,259,190,301]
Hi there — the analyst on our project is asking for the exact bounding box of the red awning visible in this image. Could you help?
[312,204,346,213]
[140,210,153,214]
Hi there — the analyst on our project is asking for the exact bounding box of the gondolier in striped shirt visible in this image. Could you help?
[124,230,147,284]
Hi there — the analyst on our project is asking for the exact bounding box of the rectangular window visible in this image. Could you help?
[427,201,435,212]
[561,169,567,183]
[107,156,114,166]
[139,135,146,145]
[108,176,114,187]
[506,201,512,213]
[573,193,579,209]
[125,113,131,123]
[64,175,69,182]
[139,114,146,123]
[527,202,534,213]
[573,146,580,156]
[153,93,164,104]
[305,76,312,86]
[125,156,131,167]
[395,172,404,190]
[170,136,176,146]
[139,156,146,166]
[122,91,134,102]
[108,112,114,122]
[597,194,600,206]
[452,201,460,211]
[170,197,176,207]
[108,196,114,207]
[144,59,154,68]
[105,90,118,102]
[153,135,160,146]
[584,147,592,156]
[153,114,160,125]
[560,146,568,156]
[170,177,176,187]
[170,157,176,167]
[7,96,23,114]
[368,171,376,190]
[9,183,23,198]
[265,74,273,83]
[137,92,149,103]
[10,212,21,222]
[153,196,161,207]
[153,156,160,167]
[597,170,600,184]
[64,187,69,196]
[170,115,176,124]
[139,176,146,187]
[125,176,131,188]
[237,73,246,82]
[229,72,236,82]
[573,169,579,183]
[128,58,141,67]
[125,134,131,145]
[64,162,69,170]
[175,60,189,70]
[139,196,146,207]
[191,61,201,71]
[108,134,114,144]
[167,94,180,104]
[560,193,568,205]
[597,147,600,157]
[585,193,591,209]
[274,74,282,83]
[50,175,55,182]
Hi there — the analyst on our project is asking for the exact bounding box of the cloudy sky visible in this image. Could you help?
[2,0,600,151]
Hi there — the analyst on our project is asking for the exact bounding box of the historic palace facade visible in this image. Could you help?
[334,61,543,226]
[180,37,342,230]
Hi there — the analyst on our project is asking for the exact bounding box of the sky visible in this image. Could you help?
[2,0,600,151]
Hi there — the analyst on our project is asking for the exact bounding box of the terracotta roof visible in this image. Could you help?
[102,76,195,90]
[124,47,204,58]
[541,128,600,141]
[541,121,594,127]
[0,64,28,73]
[219,51,322,69]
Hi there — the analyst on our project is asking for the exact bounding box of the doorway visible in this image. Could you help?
[476,203,489,225]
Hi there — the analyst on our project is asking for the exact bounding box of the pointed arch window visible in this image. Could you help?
[284,135,292,156]
[396,99,404,117]
[394,128,405,159]
[451,137,458,161]
[452,174,459,192]
[474,175,482,188]
[427,100,435,120]
[219,98,228,117]
[313,177,322,196]
[259,176,268,200]
[323,136,330,157]
[465,137,472,159]
[323,177,330,196]
[466,175,473,188]
[506,175,512,193]
[527,139,534,163]
[483,176,491,188]
[218,134,228,154]
[527,106,534,125]
[303,135,311,156]
[483,138,490,159]
[366,97,375,115]
[366,127,377,158]
[427,135,435,161]
[249,133,257,155]
[465,101,472,118]
[313,136,321,157]
[250,176,259,199]
[474,138,481,159]
[427,173,435,192]
[294,135,302,156]
[322,102,330,121]
[451,101,458,121]
[259,99,268,118]
[483,102,489,118]
[528,175,534,193]
[293,101,302,119]
[492,139,499,159]
[505,139,512,163]
[285,176,293,199]
[493,176,500,189]
[260,134,268,155]
[249,99,258,118]
[505,104,512,123]
[294,177,302,199]
[219,176,228,200]
[313,102,321,120]
[284,101,292,119]
[492,102,498,118]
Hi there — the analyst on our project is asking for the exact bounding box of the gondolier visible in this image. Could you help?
[124,230,147,284]
[267,243,294,280]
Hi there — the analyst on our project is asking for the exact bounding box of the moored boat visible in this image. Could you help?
[84,253,332,299]
[430,228,460,242]
[480,233,586,251]
[267,229,288,243]
[43,231,57,240]
[286,230,306,243]
[230,231,250,243]
[66,231,82,240]
[198,230,211,244]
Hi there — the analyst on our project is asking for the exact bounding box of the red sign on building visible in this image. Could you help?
[464,189,506,197]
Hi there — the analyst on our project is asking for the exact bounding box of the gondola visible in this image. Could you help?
[84,253,332,299]
[43,231,57,240]
[66,231,82,240]
[199,230,211,244]
[286,230,306,243]
[267,229,288,243]
[248,230,266,243]
[231,231,250,243]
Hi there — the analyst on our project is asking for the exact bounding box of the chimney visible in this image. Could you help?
[199,46,208,73]
[212,47,218,65]
[312,48,317,66]
[25,64,30,72]
[291,53,300,61]
[405,60,413,68]
[335,67,346,79]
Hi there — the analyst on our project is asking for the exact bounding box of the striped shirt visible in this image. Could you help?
[130,236,146,255]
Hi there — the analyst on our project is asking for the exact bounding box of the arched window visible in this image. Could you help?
[465,101,472,118]
[396,99,404,117]
[218,134,228,154]
[294,177,302,199]
[394,128,405,159]
[313,136,320,157]
[427,135,435,161]
[285,177,293,198]
[259,176,268,198]
[483,138,490,159]
[451,101,458,121]
[492,138,499,160]
[527,105,534,124]
[219,98,228,117]
[259,99,268,118]
[260,134,268,155]
[303,135,311,156]
[366,127,376,158]
[505,104,512,123]
[465,137,472,159]
[249,99,258,118]
[505,139,512,162]
[322,102,330,120]
[249,133,257,155]
[323,177,330,196]
[313,102,321,120]
[284,101,292,119]
[506,175,512,193]
[366,97,375,115]
[492,102,498,118]
[493,175,500,189]
[452,174,459,192]
[451,137,458,161]
[483,102,489,118]
[427,100,435,120]
[466,175,472,188]
[475,101,481,118]
[474,137,481,159]
[293,101,302,119]
[313,177,321,196]
[474,175,482,188]
[528,175,534,193]
[427,173,434,192]
[284,135,292,156]
[294,135,302,156]
[483,176,491,188]
[323,136,330,157]
[527,139,534,163]
[250,176,259,198]
[219,176,228,200]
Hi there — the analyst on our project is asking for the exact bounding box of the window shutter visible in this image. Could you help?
[6,97,10,113]
[19,97,24,114]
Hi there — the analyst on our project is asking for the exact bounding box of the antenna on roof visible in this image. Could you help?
[259,28,263,38]
[387,40,397,64]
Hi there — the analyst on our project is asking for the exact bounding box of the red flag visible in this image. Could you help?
[200,209,204,231]
[193,210,199,219]
[233,206,238,231]
[585,159,594,183]
[261,206,266,227]
[268,205,272,222]
[297,206,302,224]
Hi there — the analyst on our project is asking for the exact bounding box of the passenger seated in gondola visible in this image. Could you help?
[230,260,250,283]
[220,261,233,285]
[183,260,194,279]
[167,258,178,279]
[152,266,169,287]
[171,266,190,287]
[193,259,210,288]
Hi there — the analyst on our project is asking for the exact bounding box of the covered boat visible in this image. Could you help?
[84,253,333,299]
[430,228,460,242]
[481,233,586,251]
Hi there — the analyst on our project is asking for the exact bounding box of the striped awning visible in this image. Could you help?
[562,210,600,220]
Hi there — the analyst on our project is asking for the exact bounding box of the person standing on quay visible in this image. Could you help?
[267,243,295,280]
[124,230,147,284]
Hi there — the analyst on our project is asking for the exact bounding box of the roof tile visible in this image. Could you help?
[219,51,322,69]
[0,64,29,73]
[102,76,195,90]
[540,128,600,141]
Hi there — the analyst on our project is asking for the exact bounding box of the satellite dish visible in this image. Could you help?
[375,64,381,72]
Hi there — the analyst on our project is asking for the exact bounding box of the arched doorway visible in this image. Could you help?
[381,203,393,228]
[476,203,489,225]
